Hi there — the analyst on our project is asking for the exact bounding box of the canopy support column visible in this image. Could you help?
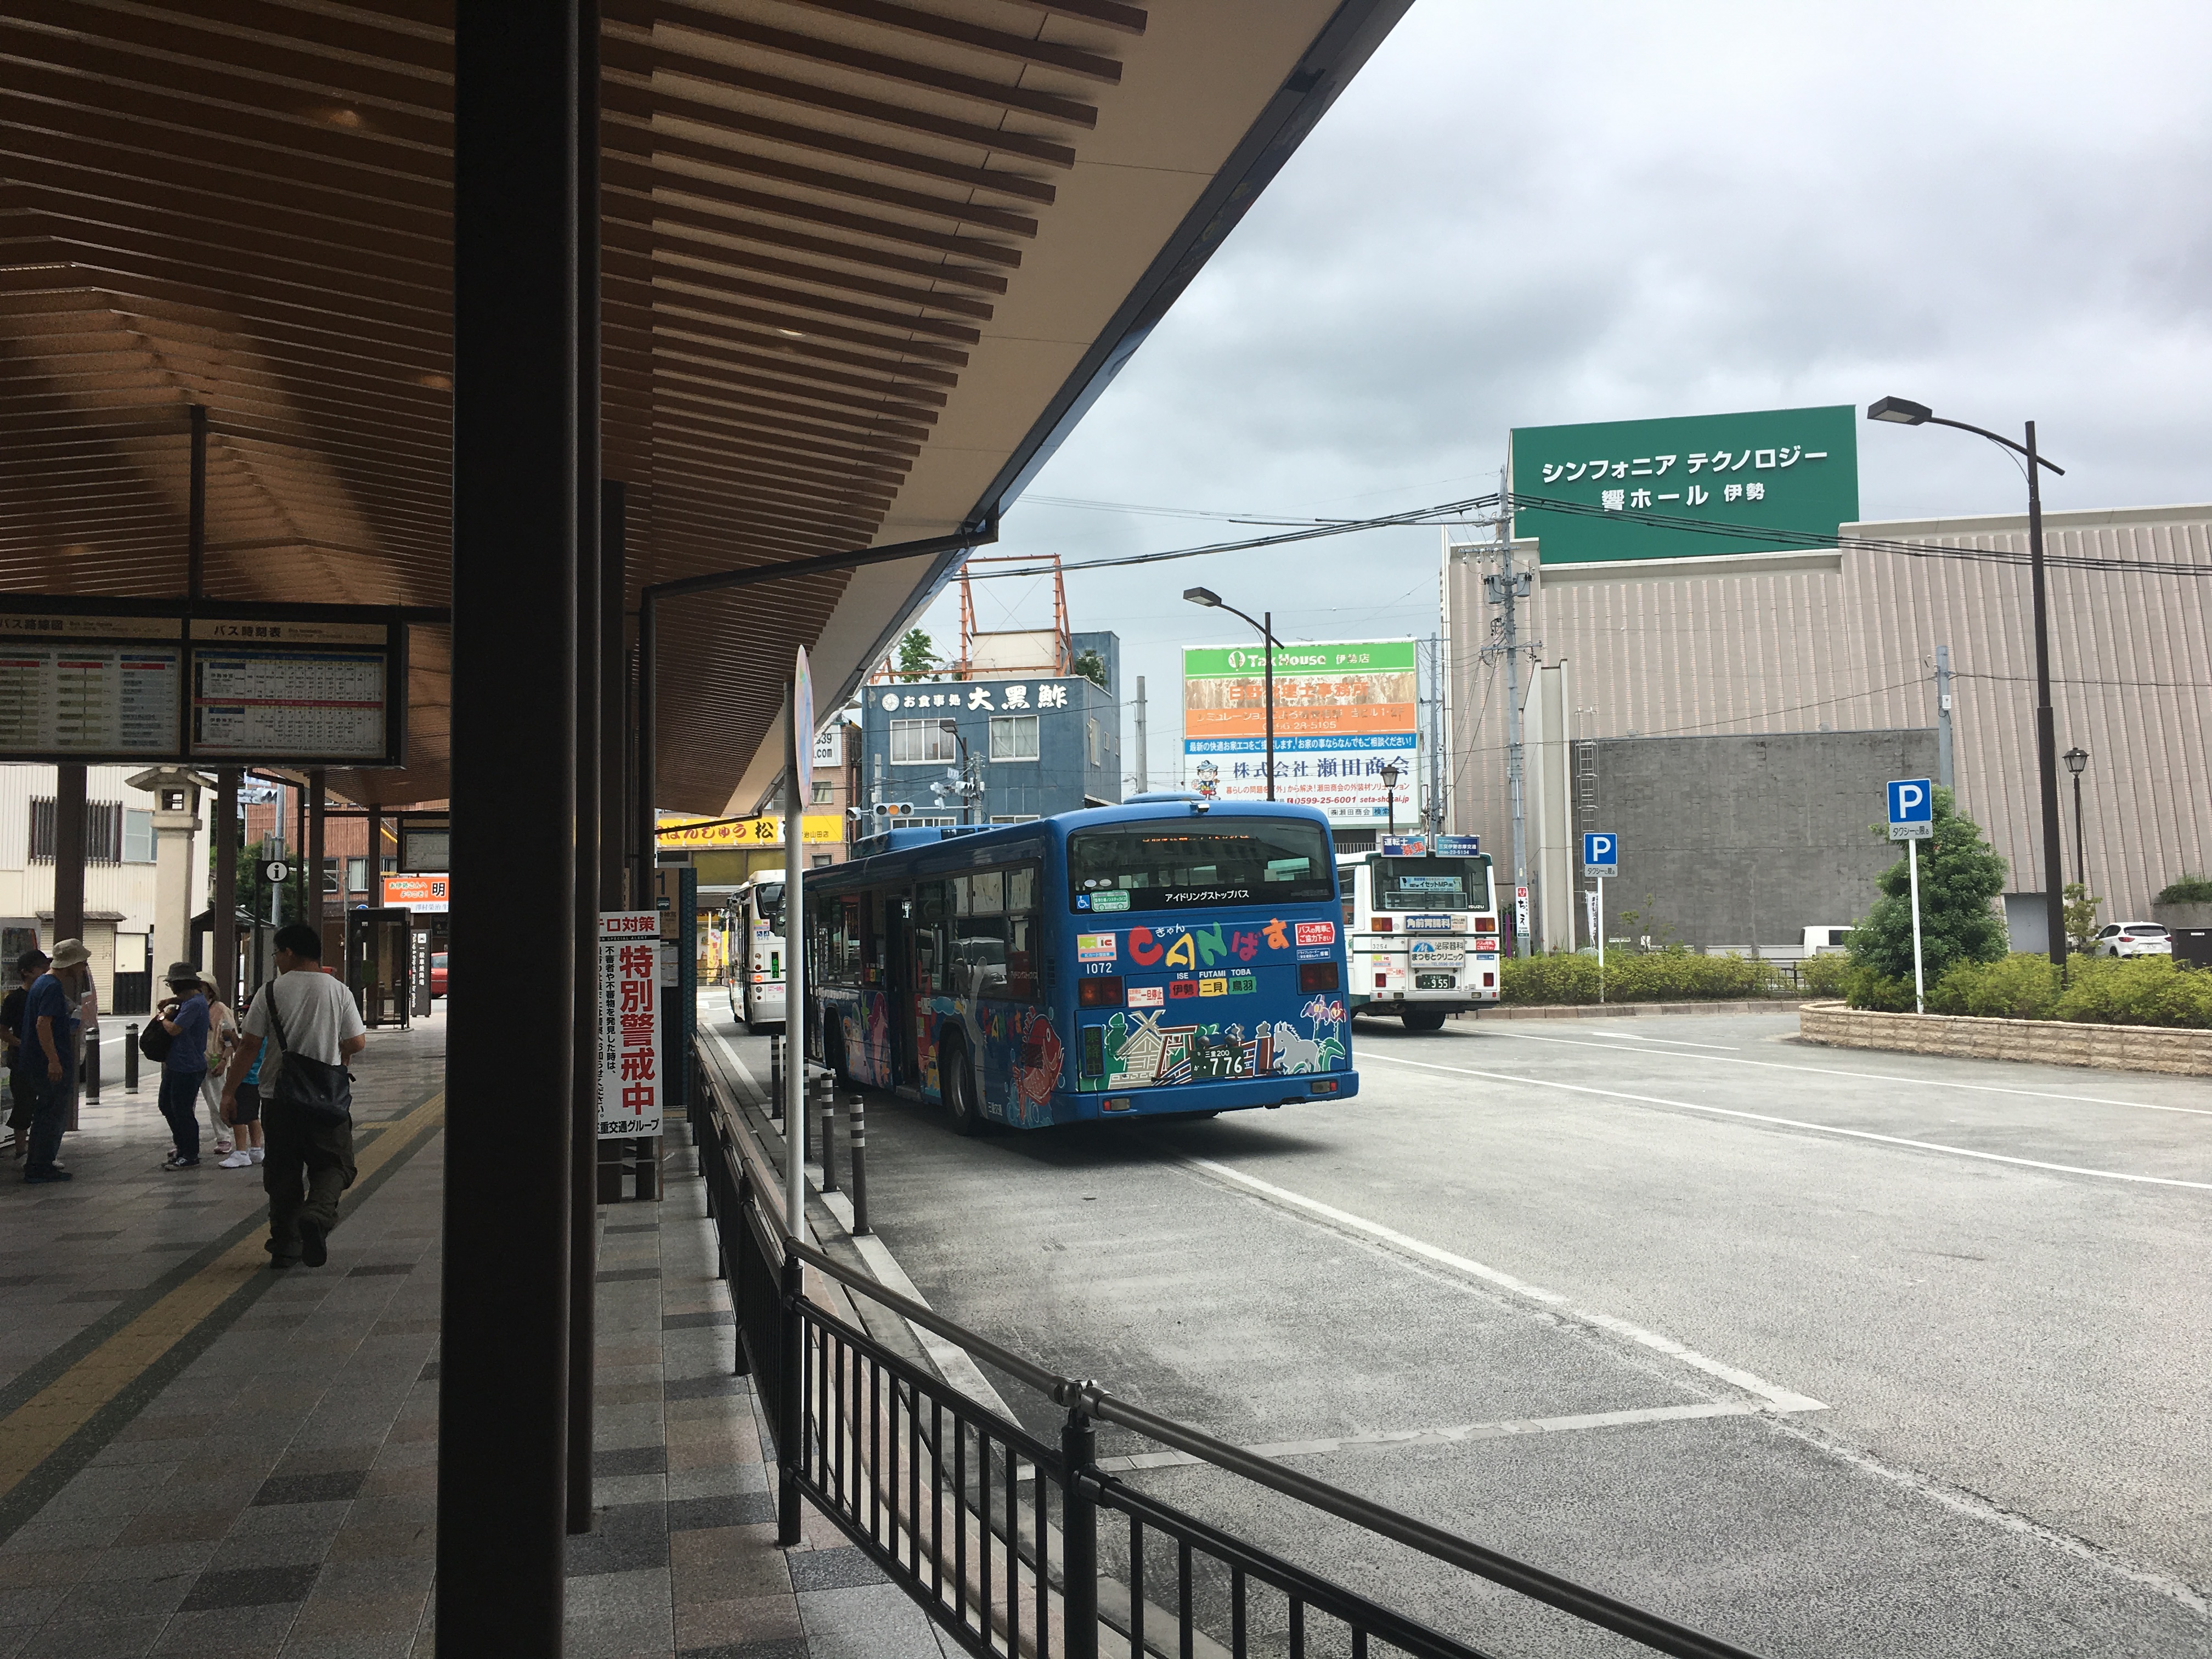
[442,1,582,1650]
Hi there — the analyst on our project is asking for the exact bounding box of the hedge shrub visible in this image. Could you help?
[1797,953,1852,998]
[1855,952,2212,1029]
[1500,949,1779,1006]
[2155,873,2212,905]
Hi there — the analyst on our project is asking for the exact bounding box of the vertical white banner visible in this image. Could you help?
[598,910,663,1138]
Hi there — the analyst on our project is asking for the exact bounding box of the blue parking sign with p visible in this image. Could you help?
[1583,831,1617,875]
[1887,778,1933,840]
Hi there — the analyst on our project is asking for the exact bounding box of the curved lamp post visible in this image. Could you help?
[2063,744,2088,889]
[1184,587,1277,801]
[1380,759,1401,837]
[1868,397,2068,966]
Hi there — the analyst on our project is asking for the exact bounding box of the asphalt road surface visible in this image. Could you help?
[712,1003,2212,1658]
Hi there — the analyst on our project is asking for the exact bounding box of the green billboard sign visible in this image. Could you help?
[1510,404,1859,566]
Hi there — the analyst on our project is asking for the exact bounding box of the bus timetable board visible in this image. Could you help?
[0,606,407,767]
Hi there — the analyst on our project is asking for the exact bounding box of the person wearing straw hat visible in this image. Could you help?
[153,961,212,1170]
[195,969,239,1161]
[23,938,90,1183]
[3,948,46,1160]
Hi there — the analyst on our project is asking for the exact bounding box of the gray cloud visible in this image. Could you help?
[900,1,2212,776]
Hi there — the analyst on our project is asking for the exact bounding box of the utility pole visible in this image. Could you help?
[1478,464,1536,957]
[1424,635,1446,835]
[1934,644,1953,792]
[1132,675,1148,795]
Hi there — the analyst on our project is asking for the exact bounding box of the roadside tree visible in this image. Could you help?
[1848,787,2007,989]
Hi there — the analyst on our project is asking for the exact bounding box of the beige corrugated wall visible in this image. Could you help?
[1443,506,2212,928]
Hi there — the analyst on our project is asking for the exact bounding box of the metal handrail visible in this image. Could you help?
[694,1041,1773,1659]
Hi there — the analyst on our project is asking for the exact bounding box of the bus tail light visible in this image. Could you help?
[1079,976,1122,1008]
[1472,916,1497,935]
[1299,962,1339,993]
[1372,916,1393,933]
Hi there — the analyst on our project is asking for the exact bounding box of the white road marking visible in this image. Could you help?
[1178,1155,1827,1413]
[1362,1051,2212,1190]
[1482,1026,2212,1117]
[1572,1029,1741,1051]
[1092,1402,1765,1472]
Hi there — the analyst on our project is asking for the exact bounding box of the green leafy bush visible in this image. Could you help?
[2155,873,2212,905]
[1797,954,1852,998]
[1842,966,1916,1012]
[2052,957,2212,1028]
[1500,949,1778,1006]
[1928,954,2061,1020]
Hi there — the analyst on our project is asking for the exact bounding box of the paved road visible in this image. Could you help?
[713,1002,2212,1657]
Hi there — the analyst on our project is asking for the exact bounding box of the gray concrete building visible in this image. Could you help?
[1444,504,2212,945]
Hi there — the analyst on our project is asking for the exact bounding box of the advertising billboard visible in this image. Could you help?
[1182,640,1417,823]
[1511,404,1859,566]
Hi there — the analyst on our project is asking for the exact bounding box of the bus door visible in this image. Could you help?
[909,880,949,1097]
[884,891,913,1084]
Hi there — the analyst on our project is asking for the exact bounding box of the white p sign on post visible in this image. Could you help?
[1887,777,1933,1014]
[1887,778,1933,840]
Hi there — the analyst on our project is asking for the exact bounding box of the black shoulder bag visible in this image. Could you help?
[262,979,353,1125]
[139,1017,172,1063]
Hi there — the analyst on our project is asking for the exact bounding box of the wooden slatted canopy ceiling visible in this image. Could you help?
[0,0,1407,811]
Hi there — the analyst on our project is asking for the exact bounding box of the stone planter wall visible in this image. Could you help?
[1798,1000,2212,1077]
[2149,901,2212,930]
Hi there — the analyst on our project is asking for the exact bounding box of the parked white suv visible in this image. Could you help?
[2092,922,2172,958]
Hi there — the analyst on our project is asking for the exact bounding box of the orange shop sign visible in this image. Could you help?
[382,874,450,912]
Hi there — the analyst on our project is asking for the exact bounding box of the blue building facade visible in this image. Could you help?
[860,641,1121,822]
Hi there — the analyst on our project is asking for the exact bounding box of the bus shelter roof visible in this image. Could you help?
[0,0,1405,810]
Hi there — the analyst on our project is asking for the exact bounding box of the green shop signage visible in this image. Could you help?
[1510,404,1859,566]
[1181,640,1418,678]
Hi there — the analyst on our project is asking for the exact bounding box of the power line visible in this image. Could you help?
[968,490,2212,582]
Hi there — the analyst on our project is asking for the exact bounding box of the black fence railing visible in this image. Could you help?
[691,1045,1771,1659]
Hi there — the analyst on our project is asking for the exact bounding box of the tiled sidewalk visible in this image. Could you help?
[0,1006,961,1658]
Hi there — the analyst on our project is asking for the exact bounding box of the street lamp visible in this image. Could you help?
[2063,745,2088,888]
[1184,586,1278,802]
[1380,760,1401,837]
[1868,397,2069,967]
[929,718,981,826]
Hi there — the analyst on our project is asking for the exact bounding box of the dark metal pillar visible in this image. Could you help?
[601,483,627,912]
[52,765,86,946]
[292,782,307,929]
[635,594,655,902]
[2024,420,2067,971]
[444,0,580,1650]
[187,404,207,600]
[307,769,326,957]
[366,805,383,897]
[567,0,603,1538]
[212,769,238,1002]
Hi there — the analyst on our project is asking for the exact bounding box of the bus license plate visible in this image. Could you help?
[1415,972,1457,990]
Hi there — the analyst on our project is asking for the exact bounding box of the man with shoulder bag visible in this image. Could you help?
[219,924,367,1269]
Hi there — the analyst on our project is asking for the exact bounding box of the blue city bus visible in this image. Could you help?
[802,794,1357,1131]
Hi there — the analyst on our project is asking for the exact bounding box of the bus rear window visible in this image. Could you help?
[1372,856,1490,911]
[1068,819,1334,912]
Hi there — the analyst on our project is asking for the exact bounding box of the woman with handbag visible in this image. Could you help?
[219,924,367,1269]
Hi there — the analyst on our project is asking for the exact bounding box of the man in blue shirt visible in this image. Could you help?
[155,961,210,1170]
[23,938,88,1184]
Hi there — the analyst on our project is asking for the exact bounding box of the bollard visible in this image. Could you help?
[816,1072,837,1194]
[124,1024,139,1093]
[769,1035,783,1118]
[847,1088,869,1236]
[83,1030,100,1102]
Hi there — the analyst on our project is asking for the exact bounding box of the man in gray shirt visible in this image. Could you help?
[221,924,367,1268]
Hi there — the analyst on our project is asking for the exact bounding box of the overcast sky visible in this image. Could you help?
[900,1,2212,783]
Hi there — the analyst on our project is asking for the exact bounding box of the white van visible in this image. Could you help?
[1802,926,1854,955]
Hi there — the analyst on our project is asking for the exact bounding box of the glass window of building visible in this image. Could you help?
[891,718,958,764]
[990,714,1040,761]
